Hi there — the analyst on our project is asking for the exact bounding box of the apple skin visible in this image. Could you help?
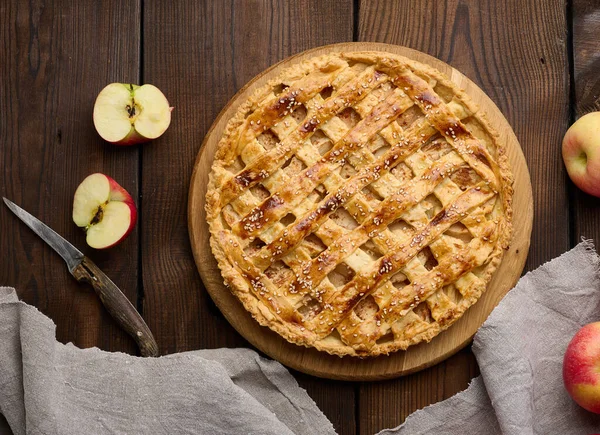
[563,322,600,414]
[112,127,148,147]
[104,175,137,248]
[72,173,137,249]
[562,112,600,197]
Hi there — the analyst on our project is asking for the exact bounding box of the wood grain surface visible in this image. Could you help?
[0,0,596,434]
[188,42,533,381]
[573,0,600,116]
[0,0,141,355]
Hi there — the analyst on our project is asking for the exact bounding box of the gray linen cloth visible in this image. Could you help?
[0,286,335,435]
[2,241,600,434]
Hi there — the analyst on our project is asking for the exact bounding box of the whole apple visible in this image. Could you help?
[563,321,600,413]
[93,83,173,145]
[562,111,600,197]
[72,173,137,249]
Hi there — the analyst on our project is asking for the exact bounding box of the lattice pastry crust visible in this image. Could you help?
[206,51,513,357]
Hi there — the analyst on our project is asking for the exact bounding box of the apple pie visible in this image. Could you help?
[205,51,513,357]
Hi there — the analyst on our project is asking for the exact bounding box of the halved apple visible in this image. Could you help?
[93,83,173,145]
[73,173,137,249]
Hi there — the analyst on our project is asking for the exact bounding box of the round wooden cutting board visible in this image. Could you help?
[188,42,533,381]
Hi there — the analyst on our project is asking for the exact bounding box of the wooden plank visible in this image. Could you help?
[572,0,600,243]
[357,0,569,432]
[293,372,358,435]
[573,0,600,116]
[141,1,355,433]
[0,414,11,435]
[358,348,479,431]
[0,1,141,354]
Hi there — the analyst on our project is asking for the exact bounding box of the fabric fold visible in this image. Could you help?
[0,287,334,435]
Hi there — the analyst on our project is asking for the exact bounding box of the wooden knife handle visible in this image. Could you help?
[71,257,159,357]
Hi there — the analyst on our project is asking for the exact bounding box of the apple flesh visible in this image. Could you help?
[73,173,137,249]
[93,83,173,145]
[563,322,600,414]
[562,111,600,197]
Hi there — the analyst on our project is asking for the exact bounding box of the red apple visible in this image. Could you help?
[72,173,137,249]
[563,322,600,413]
[93,83,173,145]
[562,111,600,197]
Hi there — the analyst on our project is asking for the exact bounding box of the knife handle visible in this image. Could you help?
[72,256,159,357]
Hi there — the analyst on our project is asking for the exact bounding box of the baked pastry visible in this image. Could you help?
[205,51,513,357]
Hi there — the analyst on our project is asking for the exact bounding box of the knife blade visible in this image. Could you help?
[3,198,85,271]
[3,197,159,357]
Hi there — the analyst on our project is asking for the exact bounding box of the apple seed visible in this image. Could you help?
[90,205,104,225]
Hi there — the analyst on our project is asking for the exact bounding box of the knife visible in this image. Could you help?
[3,197,159,357]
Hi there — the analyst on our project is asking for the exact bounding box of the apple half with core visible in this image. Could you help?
[73,173,137,249]
[562,111,600,197]
[563,322,600,414]
[93,83,173,145]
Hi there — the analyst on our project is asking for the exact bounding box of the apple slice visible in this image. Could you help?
[73,173,137,249]
[93,83,173,145]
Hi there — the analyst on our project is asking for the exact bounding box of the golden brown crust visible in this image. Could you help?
[206,51,513,357]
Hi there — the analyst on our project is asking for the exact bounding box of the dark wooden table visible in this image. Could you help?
[1,1,599,433]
